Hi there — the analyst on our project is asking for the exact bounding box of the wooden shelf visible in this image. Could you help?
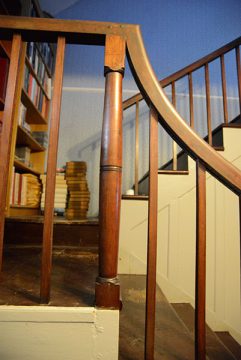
[17,125,45,152]
[6,215,99,225]
[25,56,49,99]
[21,88,47,125]
[9,206,40,217]
[14,159,41,176]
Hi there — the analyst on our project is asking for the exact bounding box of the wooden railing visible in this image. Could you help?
[124,36,241,191]
[0,16,241,360]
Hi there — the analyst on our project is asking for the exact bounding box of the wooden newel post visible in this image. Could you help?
[95,35,125,309]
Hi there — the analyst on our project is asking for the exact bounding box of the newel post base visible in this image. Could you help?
[95,34,125,309]
[95,277,122,309]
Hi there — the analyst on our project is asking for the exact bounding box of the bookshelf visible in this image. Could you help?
[0,41,10,111]
[3,0,55,217]
[0,2,19,156]
[14,159,41,176]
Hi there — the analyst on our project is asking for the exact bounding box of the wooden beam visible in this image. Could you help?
[171,82,177,170]
[145,107,158,360]
[0,34,21,271]
[236,46,241,118]
[220,54,229,124]
[189,72,194,129]
[205,63,212,146]
[195,160,206,360]
[40,36,66,304]
[134,101,139,195]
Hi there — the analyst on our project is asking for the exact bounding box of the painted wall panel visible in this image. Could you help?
[119,128,241,343]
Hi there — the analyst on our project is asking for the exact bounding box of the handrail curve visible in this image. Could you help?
[123,36,241,110]
[0,15,240,194]
[125,26,241,195]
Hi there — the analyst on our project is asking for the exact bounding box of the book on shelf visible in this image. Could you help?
[17,103,32,133]
[15,146,31,166]
[31,131,48,147]
[24,64,49,117]
[26,41,53,99]
[40,173,68,213]
[10,171,41,207]
[0,56,9,100]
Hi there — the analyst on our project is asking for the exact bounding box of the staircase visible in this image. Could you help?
[0,16,240,360]
[119,275,241,359]
[119,34,241,359]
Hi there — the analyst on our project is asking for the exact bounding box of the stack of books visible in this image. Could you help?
[31,131,48,148]
[24,64,48,117]
[40,173,67,214]
[15,146,31,166]
[26,42,52,98]
[10,171,41,207]
[65,161,90,220]
[18,103,31,132]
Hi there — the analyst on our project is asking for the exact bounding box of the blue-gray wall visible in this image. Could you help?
[40,0,241,215]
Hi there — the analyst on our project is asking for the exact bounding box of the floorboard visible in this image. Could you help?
[119,275,194,359]
[0,247,98,306]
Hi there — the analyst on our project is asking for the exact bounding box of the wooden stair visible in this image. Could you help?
[4,216,99,250]
[119,274,241,359]
[172,303,241,359]
[138,115,241,195]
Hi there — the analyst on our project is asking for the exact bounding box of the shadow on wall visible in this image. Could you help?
[58,85,239,217]
[58,89,147,216]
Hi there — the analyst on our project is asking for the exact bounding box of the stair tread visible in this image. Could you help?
[158,170,189,175]
[119,275,194,359]
[122,195,148,200]
[5,215,99,225]
[172,303,238,359]
[216,332,241,360]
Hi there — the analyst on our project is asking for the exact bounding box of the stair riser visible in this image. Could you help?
[4,222,99,248]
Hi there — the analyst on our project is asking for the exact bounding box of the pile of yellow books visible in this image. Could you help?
[65,161,90,220]
[40,173,67,214]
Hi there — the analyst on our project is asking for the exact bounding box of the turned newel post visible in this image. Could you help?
[95,35,125,309]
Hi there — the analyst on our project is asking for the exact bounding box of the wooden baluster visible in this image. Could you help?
[40,37,66,303]
[145,107,158,360]
[171,81,177,170]
[220,54,229,125]
[0,34,22,271]
[205,63,212,146]
[189,72,194,129]
[195,160,206,360]
[95,35,125,309]
[236,46,241,117]
[134,101,139,195]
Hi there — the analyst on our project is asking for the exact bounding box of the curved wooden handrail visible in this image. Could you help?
[125,26,241,195]
[0,16,240,194]
[123,36,241,110]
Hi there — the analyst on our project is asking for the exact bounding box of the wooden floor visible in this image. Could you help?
[0,248,240,359]
[0,247,98,306]
[119,274,194,360]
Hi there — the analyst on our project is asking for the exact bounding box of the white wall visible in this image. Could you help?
[119,127,241,343]
[0,306,119,360]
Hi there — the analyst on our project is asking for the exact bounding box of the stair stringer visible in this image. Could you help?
[119,127,241,344]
